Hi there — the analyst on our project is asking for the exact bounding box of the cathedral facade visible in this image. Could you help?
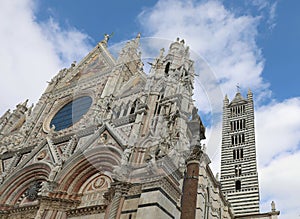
[0,35,279,219]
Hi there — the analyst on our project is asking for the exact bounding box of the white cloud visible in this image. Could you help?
[39,17,92,66]
[0,0,92,115]
[255,98,300,218]
[203,120,222,173]
[138,0,269,114]
[260,151,300,218]
[256,98,300,167]
[250,0,278,29]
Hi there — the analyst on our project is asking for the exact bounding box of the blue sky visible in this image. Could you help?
[0,0,300,218]
[34,0,300,102]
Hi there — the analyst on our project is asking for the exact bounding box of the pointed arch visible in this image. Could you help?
[165,62,171,75]
[56,144,122,193]
[123,101,130,116]
[130,99,138,114]
[0,162,51,206]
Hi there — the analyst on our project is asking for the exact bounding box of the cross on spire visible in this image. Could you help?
[236,83,241,93]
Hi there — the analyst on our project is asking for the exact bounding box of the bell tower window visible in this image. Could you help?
[235,180,241,191]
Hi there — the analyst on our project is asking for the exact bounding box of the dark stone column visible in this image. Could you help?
[105,181,131,219]
[180,146,202,219]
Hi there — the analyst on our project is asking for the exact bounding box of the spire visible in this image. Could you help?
[168,37,188,57]
[15,99,29,113]
[21,99,29,107]
[117,34,141,64]
[248,88,252,94]
[224,94,229,106]
[247,88,253,100]
[236,83,241,93]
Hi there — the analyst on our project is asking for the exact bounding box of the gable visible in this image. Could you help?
[67,47,115,83]
[46,43,116,90]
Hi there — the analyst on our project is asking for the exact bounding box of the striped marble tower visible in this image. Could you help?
[220,89,260,216]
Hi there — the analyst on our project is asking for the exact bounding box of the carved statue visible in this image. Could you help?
[271,201,276,212]
[101,32,114,45]
[49,124,56,135]
[26,103,34,117]
[145,145,156,163]
[25,181,42,201]
[156,139,170,158]
[48,68,67,86]
[48,164,61,181]
[188,145,202,161]
[121,146,134,165]
[190,107,206,141]
[167,109,180,128]
[192,106,199,120]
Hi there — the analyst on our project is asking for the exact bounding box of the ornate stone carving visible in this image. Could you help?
[187,145,202,162]
[100,32,113,46]
[48,164,62,182]
[121,145,134,165]
[25,181,42,201]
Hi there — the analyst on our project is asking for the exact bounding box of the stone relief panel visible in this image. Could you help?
[78,173,112,208]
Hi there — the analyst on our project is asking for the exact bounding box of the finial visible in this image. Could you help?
[71,61,76,67]
[176,37,180,42]
[22,99,29,107]
[136,32,141,39]
[159,48,165,59]
[271,201,276,212]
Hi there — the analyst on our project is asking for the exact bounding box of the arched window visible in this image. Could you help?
[235,165,242,176]
[242,133,245,143]
[123,103,129,116]
[165,62,170,75]
[130,100,137,114]
[235,180,241,191]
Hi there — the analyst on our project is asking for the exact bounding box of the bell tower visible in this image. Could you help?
[220,89,260,216]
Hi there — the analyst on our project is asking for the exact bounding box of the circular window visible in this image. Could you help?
[50,96,92,131]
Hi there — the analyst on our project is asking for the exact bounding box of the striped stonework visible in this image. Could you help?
[220,90,260,216]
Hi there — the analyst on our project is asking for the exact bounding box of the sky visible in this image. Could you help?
[0,0,299,218]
